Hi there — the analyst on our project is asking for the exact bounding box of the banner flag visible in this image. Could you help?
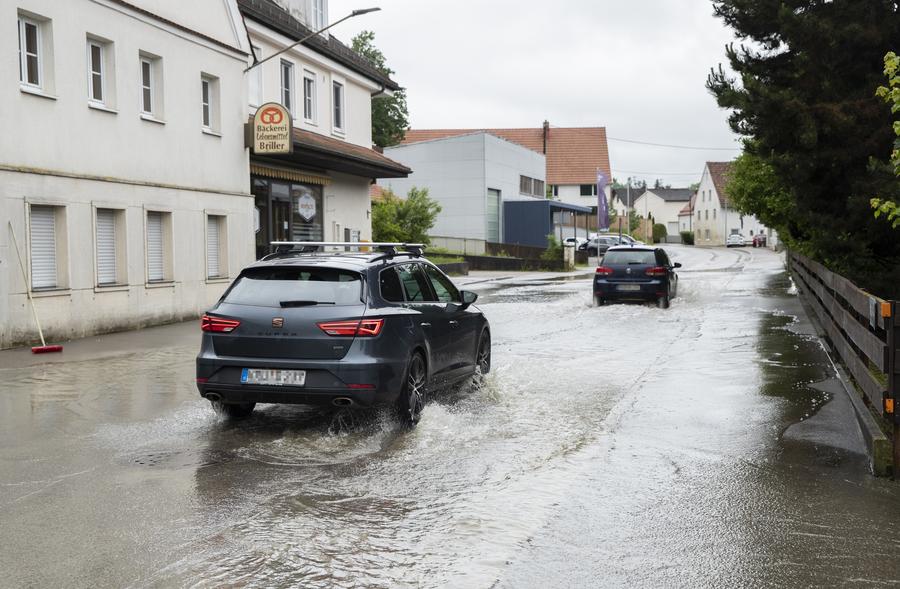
[597,170,609,231]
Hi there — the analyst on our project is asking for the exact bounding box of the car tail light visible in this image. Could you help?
[318,319,384,337]
[346,383,376,389]
[645,266,667,277]
[201,314,241,333]
[596,266,613,276]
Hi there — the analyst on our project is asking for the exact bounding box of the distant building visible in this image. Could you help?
[632,188,695,237]
[383,132,548,253]
[693,161,775,246]
[678,194,696,234]
[1,0,251,349]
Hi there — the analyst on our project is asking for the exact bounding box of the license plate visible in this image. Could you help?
[617,284,641,292]
[241,368,306,386]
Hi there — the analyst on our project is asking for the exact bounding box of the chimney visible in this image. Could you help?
[542,120,549,154]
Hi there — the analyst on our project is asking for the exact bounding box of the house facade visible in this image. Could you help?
[693,161,774,246]
[1,0,252,349]
[631,188,694,237]
[678,194,696,233]
[383,132,546,253]
[238,0,410,259]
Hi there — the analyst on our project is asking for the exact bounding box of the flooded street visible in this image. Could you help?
[2,246,900,588]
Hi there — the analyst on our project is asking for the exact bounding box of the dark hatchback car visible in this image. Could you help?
[579,236,620,257]
[196,245,491,425]
[593,245,681,308]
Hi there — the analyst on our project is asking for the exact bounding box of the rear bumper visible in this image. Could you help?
[196,382,389,407]
[594,279,666,300]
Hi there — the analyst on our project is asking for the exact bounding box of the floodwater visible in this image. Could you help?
[1,246,899,588]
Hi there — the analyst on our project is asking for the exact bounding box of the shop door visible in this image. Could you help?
[272,200,291,243]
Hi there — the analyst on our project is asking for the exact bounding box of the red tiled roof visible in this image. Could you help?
[707,161,733,207]
[369,184,385,201]
[678,193,696,215]
[402,126,611,185]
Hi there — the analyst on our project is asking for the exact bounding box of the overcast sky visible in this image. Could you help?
[328,0,744,187]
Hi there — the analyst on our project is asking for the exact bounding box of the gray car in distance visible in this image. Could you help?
[196,243,491,426]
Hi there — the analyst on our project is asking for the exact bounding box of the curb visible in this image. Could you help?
[795,291,892,475]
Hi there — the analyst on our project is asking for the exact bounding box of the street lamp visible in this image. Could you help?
[244,7,381,73]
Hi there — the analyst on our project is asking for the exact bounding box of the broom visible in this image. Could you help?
[8,221,63,353]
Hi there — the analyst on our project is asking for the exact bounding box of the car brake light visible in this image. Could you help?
[596,266,613,276]
[201,314,240,333]
[645,266,667,277]
[318,319,384,337]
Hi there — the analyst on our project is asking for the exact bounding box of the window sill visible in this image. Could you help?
[88,102,118,114]
[140,113,166,125]
[331,129,346,139]
[30,288,71,298]
[304,119,318,127]
[20,85,57,100]
[206,277,230,284]
[202,128,222,138]
[145,280,175,289]
[95,284,130,293]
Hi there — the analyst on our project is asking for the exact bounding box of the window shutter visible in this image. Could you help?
[206,216,220,278]
[147,212,164,281]
[29,206,57,289]
[96,209,117,285]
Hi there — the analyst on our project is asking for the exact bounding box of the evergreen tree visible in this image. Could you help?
[351,31,410,148]
[707,0,900,296]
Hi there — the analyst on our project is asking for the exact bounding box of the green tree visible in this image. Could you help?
[872,51,900,228]
[351,31,409,147]
[372,187,441,244]
[725,149,795,243]
[707,0,900,297]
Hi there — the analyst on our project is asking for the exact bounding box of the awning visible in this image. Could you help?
[249,163,331,186]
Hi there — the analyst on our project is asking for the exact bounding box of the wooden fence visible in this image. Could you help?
[788,251,899,476]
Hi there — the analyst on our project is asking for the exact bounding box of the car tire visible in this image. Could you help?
[211,400,255,419]
[593,294,605,307]
[657,293,670,309]
[476,330,491,375]
[396,352,427,427]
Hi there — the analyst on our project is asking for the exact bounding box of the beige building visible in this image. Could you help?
[1,0,252,349]
[693,161,774,246]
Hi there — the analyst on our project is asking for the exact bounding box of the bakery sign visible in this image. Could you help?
[252,102,292,154]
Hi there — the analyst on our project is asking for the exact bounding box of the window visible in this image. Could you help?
[424,265,460,303]
[332,80,344,132]
[705,210,709,220]
[705,229,710,240]
[200,74,219,132]
[580,184,597,197]
[281,60,294,114]
[140,58,152,113]
[713,208,717,219]
[533,179,545,197]
[18,17,41,87]
[249,45,262,107]
[395,264,435,302]
[138,52,163,119]
[379,268,405,302]
[519,175,532,195]
[206,215,227,279]
[552,185,559,197]
[87,41,104,103]
[303,70,316,122]
[311,0,327,31]
[146,211,172,283]
[29,205,58,289]
[223,267,362,307]
[95,208,117,285]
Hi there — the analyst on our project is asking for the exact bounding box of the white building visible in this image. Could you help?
[631,188,694,237]
[693,161,775,246]
[1,0,252,349]
[678,194,696,233]
[382,132,547,253]
[239,0,410,259]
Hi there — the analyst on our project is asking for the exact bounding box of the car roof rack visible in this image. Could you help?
[264,241,426,262]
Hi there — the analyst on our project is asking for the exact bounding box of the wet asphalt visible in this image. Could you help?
[1,245,899,588]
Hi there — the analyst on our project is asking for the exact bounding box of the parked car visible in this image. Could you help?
[726,234,746,247]
[593,245,681,308]
[579,236,620,256]
[563,237,588,248]
[196,244,491,426]
[752,233,767,248]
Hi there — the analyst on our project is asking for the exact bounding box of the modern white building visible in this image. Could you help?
[631,188,694,237]
[1,0,252,349]
[693,161,776,246]
[238,0,410,259]
[383,132,547,252]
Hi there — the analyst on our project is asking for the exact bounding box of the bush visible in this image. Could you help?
[652,224,667,243]
[540,234,562,264]
[680,231,695,245]
[372,186,441,244]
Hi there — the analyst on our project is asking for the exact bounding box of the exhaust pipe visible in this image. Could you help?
[332,397,354,407]
[205,392,222,402]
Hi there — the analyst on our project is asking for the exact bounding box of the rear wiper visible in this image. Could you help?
[279,300,335,307]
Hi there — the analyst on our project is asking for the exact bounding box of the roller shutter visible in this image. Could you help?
[96,209,116,285]
[147,211,164,281]
[206,216,220,278]
[29,206,57,289]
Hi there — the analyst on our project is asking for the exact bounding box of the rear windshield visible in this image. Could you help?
[223,267,363,307]
[602,250,657,265]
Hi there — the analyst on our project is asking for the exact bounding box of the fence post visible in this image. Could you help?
[889,301,900,479]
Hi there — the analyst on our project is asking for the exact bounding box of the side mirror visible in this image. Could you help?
[460,290,478,307]
[673,262,682,268]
